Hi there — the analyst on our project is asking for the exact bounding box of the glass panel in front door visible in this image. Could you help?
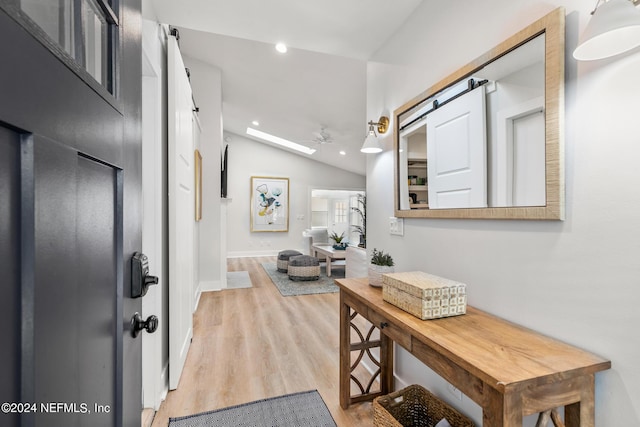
[20,0,111,89]
[21,0,77,57]
[82,0,108,84]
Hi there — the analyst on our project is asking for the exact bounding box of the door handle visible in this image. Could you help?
[131,312,158,338]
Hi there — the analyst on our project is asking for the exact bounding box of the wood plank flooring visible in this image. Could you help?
[150,257,374,426]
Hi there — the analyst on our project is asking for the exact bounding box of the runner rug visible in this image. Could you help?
[168,390,337,427]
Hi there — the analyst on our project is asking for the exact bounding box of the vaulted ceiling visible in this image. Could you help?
[149,0,424,175]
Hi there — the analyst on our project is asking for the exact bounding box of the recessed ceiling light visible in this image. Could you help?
[252,120,260,126]
[246,127,315,155]
[339,151,346,156]
[275,43,288,53]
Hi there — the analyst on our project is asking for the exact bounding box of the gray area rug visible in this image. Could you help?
[226,271,252,289]
[168,390,336,427]
[261,262,342,296]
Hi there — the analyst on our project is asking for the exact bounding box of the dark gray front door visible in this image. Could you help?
[0,0,142,426]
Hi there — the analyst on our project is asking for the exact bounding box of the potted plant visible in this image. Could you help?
[329,231,347,250]
[351,193,366,248]
[369,248,395,287]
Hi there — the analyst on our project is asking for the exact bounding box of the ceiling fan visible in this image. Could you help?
[309,126,333,145]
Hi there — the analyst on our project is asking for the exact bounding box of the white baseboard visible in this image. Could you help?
[360,358,408,391]
[227,249,305,258]
[361,359,377,376]
[193,284,202,312]
[199,280,223,292]
[393,373,410,390]
[157,363,169,409]
[226,250,279,258]
[361,360,409,391]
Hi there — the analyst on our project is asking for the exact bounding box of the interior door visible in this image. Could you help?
[496,97,546,207]
[0,2,143,426]
[511,111,545,206]
[168,34,194,390]
[427,87,488,209]
[329,198,349,243]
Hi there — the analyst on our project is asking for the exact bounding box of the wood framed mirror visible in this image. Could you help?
[393,8,564,220]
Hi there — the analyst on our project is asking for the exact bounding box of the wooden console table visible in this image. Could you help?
[336,277,611,427]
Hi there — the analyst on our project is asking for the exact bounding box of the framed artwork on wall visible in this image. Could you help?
[250,176,289,232]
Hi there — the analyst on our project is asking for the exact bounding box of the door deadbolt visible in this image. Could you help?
[131,312,158,338]
[131,252,159,298]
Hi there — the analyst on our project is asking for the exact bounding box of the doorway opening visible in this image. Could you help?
[310,188,365,247]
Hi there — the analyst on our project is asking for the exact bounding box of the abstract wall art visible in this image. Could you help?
[250,176,289,232]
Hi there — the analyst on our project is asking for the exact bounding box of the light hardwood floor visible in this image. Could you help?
[149,256,374,426]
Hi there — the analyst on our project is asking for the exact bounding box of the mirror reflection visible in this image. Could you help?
[398,34,545,211]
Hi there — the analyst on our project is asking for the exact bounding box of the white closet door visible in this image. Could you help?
[168,34,194,390]
[496,97,545,207]
[511,111,545,206]
[427,87,487,209]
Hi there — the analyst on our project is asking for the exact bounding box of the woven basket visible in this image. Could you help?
[373,385,474,427]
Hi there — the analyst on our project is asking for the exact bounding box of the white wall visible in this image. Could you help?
[192,113,202,303]
[366,1,640,425]
[225,132,365,256]
[182,56,224,292]
[141,2,169,409]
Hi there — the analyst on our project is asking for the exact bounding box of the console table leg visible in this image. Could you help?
[339,296,350,409]
[380,333,393,395]
[483,388,523,427]
[565,374,595,427]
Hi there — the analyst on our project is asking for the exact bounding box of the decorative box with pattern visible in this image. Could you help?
[382,271,467,320]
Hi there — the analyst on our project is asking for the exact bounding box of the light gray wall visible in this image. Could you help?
[225,132,365,256]
[182,56,224,290]
[366,1,640,425]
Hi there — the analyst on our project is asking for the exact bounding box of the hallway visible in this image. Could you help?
[150,256,373,426]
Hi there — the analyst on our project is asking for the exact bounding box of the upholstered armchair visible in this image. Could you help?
[302,228,329,261]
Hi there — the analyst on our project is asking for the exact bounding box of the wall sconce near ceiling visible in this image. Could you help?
[360,116,389,154]
[574,0,640,60]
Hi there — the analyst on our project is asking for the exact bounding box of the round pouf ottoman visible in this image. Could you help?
[277,250,303,272]
[287,255,320,281]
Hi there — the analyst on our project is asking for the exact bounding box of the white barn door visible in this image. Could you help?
[168,34,194,390]
[427,88,487,209]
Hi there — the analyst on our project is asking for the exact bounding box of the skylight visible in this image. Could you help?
[246,127,316,155]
